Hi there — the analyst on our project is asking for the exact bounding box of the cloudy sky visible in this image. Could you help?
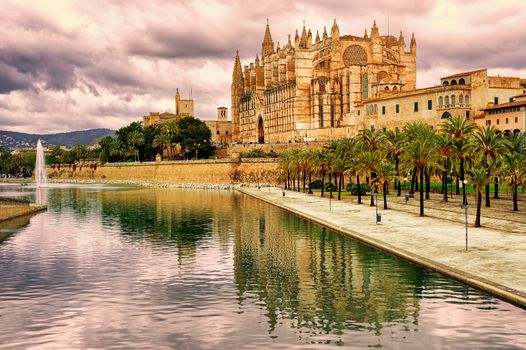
[1,0,525,134]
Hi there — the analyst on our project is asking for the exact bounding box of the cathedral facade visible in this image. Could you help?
[231,20,417,143]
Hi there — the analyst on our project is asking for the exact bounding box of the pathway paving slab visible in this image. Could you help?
[238,187,526,308]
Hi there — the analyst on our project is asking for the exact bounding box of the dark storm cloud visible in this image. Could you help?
[0,62,33,93]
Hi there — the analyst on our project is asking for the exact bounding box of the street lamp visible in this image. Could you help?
[375,189,381,224]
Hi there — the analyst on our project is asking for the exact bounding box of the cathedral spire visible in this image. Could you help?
[262,20,274,57]
[371,20,379,40]
[410,32,417,52]
[331,19,339,38]
[364,29,368,39]
[300,23,308,48]
[233,50,243,82]
[255,53,260,66]
[315,30,320,43]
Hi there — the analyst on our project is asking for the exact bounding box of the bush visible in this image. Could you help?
[240,148,267,158]
[346,183,370,195]
[309,179,324,189]
[324,182,337,192]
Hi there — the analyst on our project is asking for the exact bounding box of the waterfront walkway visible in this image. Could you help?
[238,187,526,308]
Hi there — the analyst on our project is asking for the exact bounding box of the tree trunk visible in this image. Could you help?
[396,158,401,197]
[303,167,307,192]
[494,176,499,199]
[443,170,448,202]
[308,172,313,194]
[328,172,332,198]
[383,182,388,209]
[485,184,491,207]
[338,173,343,200]
[475,190,482,227]
[456,175,460,195]
[419,168,425,217]
[357,175,362,204]
[425,168,431,200]
[513,184,518,211]
[321,170,325,197]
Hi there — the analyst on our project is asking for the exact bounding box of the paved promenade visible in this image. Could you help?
[238,187,526,308]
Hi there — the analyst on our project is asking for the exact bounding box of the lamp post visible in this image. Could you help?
[375,189,381,224]
[329,165,332,211]
[463,179,468,252]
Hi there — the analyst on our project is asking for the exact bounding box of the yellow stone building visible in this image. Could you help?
[143,88,193,127]
[231,20,417,143]
[203,107,233,146]
[231,21,526,142]
[477,93,526,134]
[355,69,526,132]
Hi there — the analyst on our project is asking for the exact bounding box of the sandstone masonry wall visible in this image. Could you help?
[49,159,280,185]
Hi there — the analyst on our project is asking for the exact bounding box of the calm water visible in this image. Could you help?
[1,185,525,349]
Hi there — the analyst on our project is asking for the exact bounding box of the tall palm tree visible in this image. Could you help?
[313,148,330,197]
[474,126,506,207]
[502,152,526,212]
[152,132,171,159]
[436,134,452,202]
[467,163,491,227]
[384,129,404,196]
[128,130,145,162]
[400,135,442,216]
[109,139,124,162]
[442,116,476,205]
[360,150,382,206]
[374,160,396,209]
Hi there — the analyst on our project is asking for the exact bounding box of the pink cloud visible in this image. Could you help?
[0,0,525,133]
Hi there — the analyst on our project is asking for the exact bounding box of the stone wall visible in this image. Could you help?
[48,159,280,185]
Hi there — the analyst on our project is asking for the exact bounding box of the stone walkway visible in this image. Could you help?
[237,187,526,308]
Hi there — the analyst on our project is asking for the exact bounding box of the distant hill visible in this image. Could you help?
[0,128,116,149]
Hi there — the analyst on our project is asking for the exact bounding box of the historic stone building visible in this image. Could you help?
[231,20,417,143]
[355,69,526,132]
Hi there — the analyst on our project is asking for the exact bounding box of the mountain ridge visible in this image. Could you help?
[0,128,116,149]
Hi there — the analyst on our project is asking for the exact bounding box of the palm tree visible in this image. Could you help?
[109,139,124,162]
[442,116,476,205]
[467,162,491,227]
[384,129,404,196]
[474,126,506,207]
[152,132,171,159]
[436,134,452,202]
[128,130,145,162]
[360,150,382,206]
[313,149,330,197]
[502,152,526,212]
[400,134,442,216]
[374,160,396,209]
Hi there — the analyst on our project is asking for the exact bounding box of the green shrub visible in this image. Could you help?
[309,179,324,189]
[240,148,267,158]
[324,182,337,191]
[346,183,370,195]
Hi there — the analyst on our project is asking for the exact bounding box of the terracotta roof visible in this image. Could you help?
[481,100,526,111]
[513,93,526,98]
[441,69,487,80]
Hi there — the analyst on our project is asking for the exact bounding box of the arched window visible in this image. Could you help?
[362,73,368,99]
[384,86,390,91]
[439,96,443,108]
[441,111,452,119]
[465,95,470,105]
[459,95,464,105]
[459,78,466,85]
[445,96,450,106]
[393,86,398,91]
[451,95,456,106]
[443,81,449,86]
[451,79,457,85]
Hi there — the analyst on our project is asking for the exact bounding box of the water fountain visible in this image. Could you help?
[35,139,48,188]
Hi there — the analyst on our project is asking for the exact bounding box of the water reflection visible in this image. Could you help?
[0,185,525,349]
